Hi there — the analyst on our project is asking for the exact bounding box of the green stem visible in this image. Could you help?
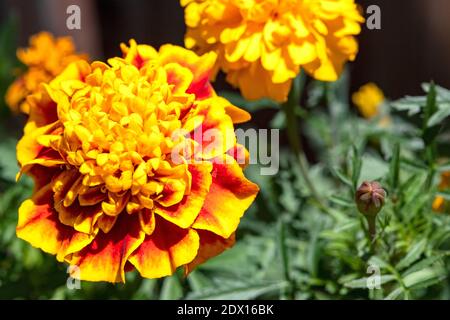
[282,74,324,208]
[279,220,294,300]
[366,216,377,253]
[367,216,376,242]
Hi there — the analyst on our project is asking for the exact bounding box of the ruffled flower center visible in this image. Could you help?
[41,59,196,232]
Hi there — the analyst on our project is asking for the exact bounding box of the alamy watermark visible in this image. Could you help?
[366,5,381,30]
[366,263,382,290]
[66,4,382,31]
[169,125,280,176]
[66,5,81,30]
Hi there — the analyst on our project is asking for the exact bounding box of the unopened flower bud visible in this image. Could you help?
[355,181,386,217]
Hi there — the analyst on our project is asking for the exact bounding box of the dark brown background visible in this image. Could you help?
[0,0,449,99]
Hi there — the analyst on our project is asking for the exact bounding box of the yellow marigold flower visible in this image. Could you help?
[16,41,259,283]
[352,82,385,119]
[432,172,450,213]
[181,0,364,102]
[5,32,87,114]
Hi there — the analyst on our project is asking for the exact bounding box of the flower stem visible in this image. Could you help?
[366,216,377,253]
[367,216,376,242]
[282,74,324,208]
[279,219,294,299]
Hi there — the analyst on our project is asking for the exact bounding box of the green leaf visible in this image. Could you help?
[185,280,287,300]
[269,111,286,129]
[160,275,183,300]
[351,145,362,192]
[279,220,291,287]
[384,287,404,300]
[436,191,450,201]
[424,82,438,121]
[422,82,441,145]
[403,267,446,289]
[427,103,450,127]
[389,143,400,190]
[401,157,428,171]
[395,239,427,270]
[132,279,158,299]
[436,161,450,172]
[329,195,354,208]
[198,243,254,275]
[402,255,446,277]
[331,167,353,188]
[306,233,321,278]
[187,271,213,292]
[391,96,425,116]
[358,155,390,185]
[423,83,450,101]
[368,256,390,269]
[344,275,396,289]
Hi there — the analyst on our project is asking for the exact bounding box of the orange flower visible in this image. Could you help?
[432,172,450,213]
[181,0,364,102]
[352,83,385,119]
[16,41,259,282]
[5,32,87,114]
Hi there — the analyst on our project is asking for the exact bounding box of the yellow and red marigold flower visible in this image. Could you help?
[181,0,364,102]
[16,40,259,283]
[6,32,87,114]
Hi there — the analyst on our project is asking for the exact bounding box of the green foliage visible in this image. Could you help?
[180,77,450,300]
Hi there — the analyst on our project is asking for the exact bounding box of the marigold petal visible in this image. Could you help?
[155,163,212,228]
[69,214,145,283]
[16,184,94,262]
[185,230,235,274]
[226,144,250,168]
[181,0,363,102]
[193,157,259,238]
[187,100,236,159]
[129,216,199,279]
[164,63,194,95]
[17,121,62,167]
[78,186,107,206]
[139,209,156,235]
[159,44,217,99]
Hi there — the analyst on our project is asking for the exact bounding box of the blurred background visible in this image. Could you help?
[0,0,449,99]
